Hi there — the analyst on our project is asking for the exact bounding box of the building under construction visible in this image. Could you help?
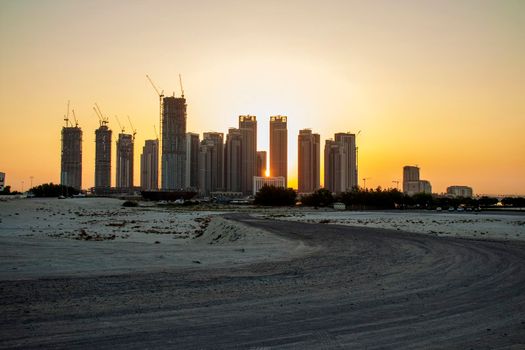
[162,96,187,190]
[116,133,134,190]
[94,125,112,193]
[61,123,82,191]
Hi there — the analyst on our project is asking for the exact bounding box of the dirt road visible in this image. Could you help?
[1,214,525,349]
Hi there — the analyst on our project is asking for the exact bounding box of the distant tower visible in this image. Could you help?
[185,132,200,189]
[239,115,257,195]
[298,129,320,193]
[61,123,82,190]
[403,165,431,195]
[269,115,287,186]
[334,132,358,190]
[224,128,243,193]
[198,132,224,195]
[324,139,343,193]
[140,139,158,190]
[116,133,134,190]
[162,96,187,190]
[95,125,112,193]
[257,151,267,177]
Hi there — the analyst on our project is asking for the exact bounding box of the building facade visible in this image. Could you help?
[0,172,5,191]
[253,176,286,195]
[298,129,320,193]
[198,132,224,195]
[61,125,82,190]
[116,133,134,190]
[162,96,187,190]
[239,115,257,195]
[185,132,200,189]
[334,132,358,190]
[324,140,344,193]
[95,125,112,193]
[257,151,267,177]
[140,139,158,190]
[447,185,473,198]
[224,128,243,193]
[269,115,287,186]
[403,165,432,195]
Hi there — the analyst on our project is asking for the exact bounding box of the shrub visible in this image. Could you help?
[254,185,297,206]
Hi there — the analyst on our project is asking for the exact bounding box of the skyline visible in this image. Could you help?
[1,0,524,194]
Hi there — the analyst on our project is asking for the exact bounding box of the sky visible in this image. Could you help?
[0,0,524,195]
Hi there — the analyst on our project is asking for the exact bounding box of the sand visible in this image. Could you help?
[0,198,307,279]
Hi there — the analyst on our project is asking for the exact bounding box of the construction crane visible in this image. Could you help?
[362,177,371,190]
[179,74,184,98]
[115,115,125,133]
[127,115,137,141]
[71,109,79,127]
[146,74,163,144]
[153,125,159,140]
[64,100,70,127]
[392,180,400,190]
[94,103,109,126]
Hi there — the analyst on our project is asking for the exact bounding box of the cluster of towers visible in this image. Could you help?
[60,85,359,196]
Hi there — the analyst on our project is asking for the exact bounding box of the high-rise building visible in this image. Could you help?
[116,133,134,190]
[140,139,158,190]
[269,115,287,186]
[324,139,344,193]
[95,124,112,193]
[185,132,200,189]
[162,96,186,190]
[298,129,320,193]
[224,128,243,193]
[324,132,358,194]
[334,132,358,190]
[239,115,257,195]
[0,172,5,191]
[257,151,267,177]
[403,165,432,195]
[198,132,224,195]
[61,125,82,190]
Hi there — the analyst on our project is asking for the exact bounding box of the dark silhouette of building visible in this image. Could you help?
[257,151,267,177]
[185,132,200,189]
[116,133,134,190]
[224,128,243,193]
[61,125,82,190]
[140,139,158,190]
[95,125,112,193]
[298,129,320,193]
[198,132,224,195]
[162,96,186,189]
[324,132,357,194]
[239,115,257,195]
[269,115,287,186]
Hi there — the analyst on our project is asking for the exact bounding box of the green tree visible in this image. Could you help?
[254,185,297,206]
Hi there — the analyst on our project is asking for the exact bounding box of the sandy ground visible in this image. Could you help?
[258,209,525,241]
[1,199,525,349]
[0,198,307,279]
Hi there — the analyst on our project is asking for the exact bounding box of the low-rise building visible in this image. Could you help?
[447,185,473,198]
[253,176,286,195]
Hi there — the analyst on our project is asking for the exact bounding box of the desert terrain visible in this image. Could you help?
[1,198,525,349]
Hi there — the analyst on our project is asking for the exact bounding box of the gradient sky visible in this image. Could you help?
[0,0,524,194]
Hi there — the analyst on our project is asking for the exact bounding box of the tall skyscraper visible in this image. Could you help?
[257,151,267,177]
[60,124,82,190]
[324,132,358,194]
[95,124,112,193]
[269,115,287,186]
[324,139,344,193]
[239,115,257,195]
[140,139,158,190]
[298,129,320,193]
[162,96,186,190]
[116,133,134,190]
[185,132,200,189]
[334,132,358,190]
[224,128,243,193]
[198,132,224,195]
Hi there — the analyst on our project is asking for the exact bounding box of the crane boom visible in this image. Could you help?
[64,100,70,127]
[127,115,137,140]
[72,109,79,127]
[146,74,163,97]
[179,74,184,98]
[115,115,124,133]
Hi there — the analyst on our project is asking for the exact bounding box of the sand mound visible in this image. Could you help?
[195,216,264,244]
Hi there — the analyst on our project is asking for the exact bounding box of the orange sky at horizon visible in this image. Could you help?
[0,0,524,195]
